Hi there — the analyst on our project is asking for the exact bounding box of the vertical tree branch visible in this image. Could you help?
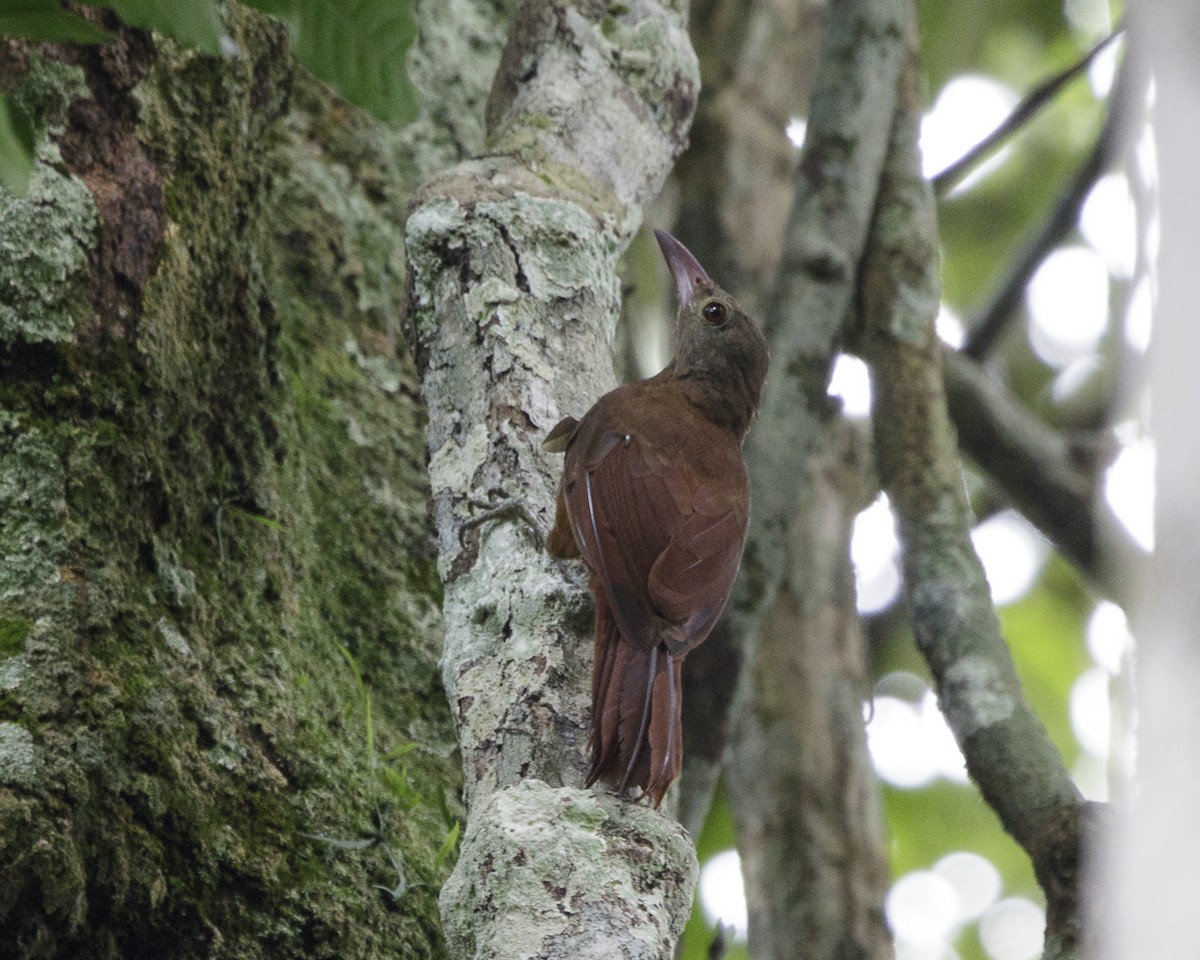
[853,32,1086,959]
[405,1,702,955]
[666,1,895,951]
[674,0,909,833]
[724,419,892,960]
[671,0,823,834]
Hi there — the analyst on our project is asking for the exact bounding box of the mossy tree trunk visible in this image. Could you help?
[0,9,459,958]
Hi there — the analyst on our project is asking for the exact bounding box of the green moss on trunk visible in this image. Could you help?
[0,11,457,959]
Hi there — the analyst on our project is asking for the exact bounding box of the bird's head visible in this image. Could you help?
[654,229,769,426]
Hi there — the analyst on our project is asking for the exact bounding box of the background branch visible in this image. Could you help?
[674,0,910,833]
[671,0,820,834]
[942,347,1144,605]
[854,44,1087,959]
[662,0,895,954]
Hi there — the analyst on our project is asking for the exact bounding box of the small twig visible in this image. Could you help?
[933,24,1125,196]
[706,922,733,960]
[457,500,546,551]
[963,42,1147,359]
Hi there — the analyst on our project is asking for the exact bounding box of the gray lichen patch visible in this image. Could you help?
[440,523,591,805]
[940,655,1017,740]
[440,780,697,960]
[0,414,68,604]
[0,53,96,347]
[404,0,513,178]
[476,193,618,301]
[0,721,38,787]
[0,147,96,344]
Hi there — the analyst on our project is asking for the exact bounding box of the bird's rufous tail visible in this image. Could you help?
[585,592,683,808]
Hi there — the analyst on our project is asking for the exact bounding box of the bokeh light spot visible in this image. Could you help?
[828,353,872,418]
[1087,600,1132,674]
[933,851,1002,921]
[1070,666,1112,758]
[787,117,807,149]
[1104,432,1155,551]
[698,849,748,942]
[887,871,961,947]
[852,493,902,614]
[1080,173,1136,279]
[1025,245,1110,368]
[979,897,1045,960]
[937,303,966,348]
[866,683,967,788]
[921,76,1019,190]
[970,510,1048,607]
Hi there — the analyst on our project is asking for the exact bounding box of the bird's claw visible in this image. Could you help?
[458,500,547,551]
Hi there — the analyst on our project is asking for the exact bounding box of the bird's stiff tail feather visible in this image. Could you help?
[586,593,683,808]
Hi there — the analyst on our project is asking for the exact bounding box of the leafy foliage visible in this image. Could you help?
[0,1,110,42]
[244,0,419,125]
[0,96,34,195]
[82,0,225,53]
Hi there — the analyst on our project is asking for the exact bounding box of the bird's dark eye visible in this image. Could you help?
[702,301,728,325]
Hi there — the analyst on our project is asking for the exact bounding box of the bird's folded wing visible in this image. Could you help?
[565,431,744,653]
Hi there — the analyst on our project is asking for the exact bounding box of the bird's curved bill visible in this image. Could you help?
[654,229,712,307]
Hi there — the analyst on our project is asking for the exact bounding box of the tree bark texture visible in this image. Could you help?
[1,11,457,958]
[404,0,703,957]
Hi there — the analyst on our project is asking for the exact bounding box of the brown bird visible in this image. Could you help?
[544,230,768,807]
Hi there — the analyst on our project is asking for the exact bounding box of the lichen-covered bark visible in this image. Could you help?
[0,11,457,958]
[404,1,701,956]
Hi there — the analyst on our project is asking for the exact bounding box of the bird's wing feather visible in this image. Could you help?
[564,427,745,654]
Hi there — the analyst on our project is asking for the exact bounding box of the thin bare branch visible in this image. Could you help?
[964,42,1147,360]
[932,25,1125,197]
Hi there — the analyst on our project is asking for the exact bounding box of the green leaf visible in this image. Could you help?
[0,1,111,43]
[0,96,34,197]
[379,765,420,811]
[381,741,418,762]
[243,0,419,125]
[434,820,460,870]
[80,0,224,55]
